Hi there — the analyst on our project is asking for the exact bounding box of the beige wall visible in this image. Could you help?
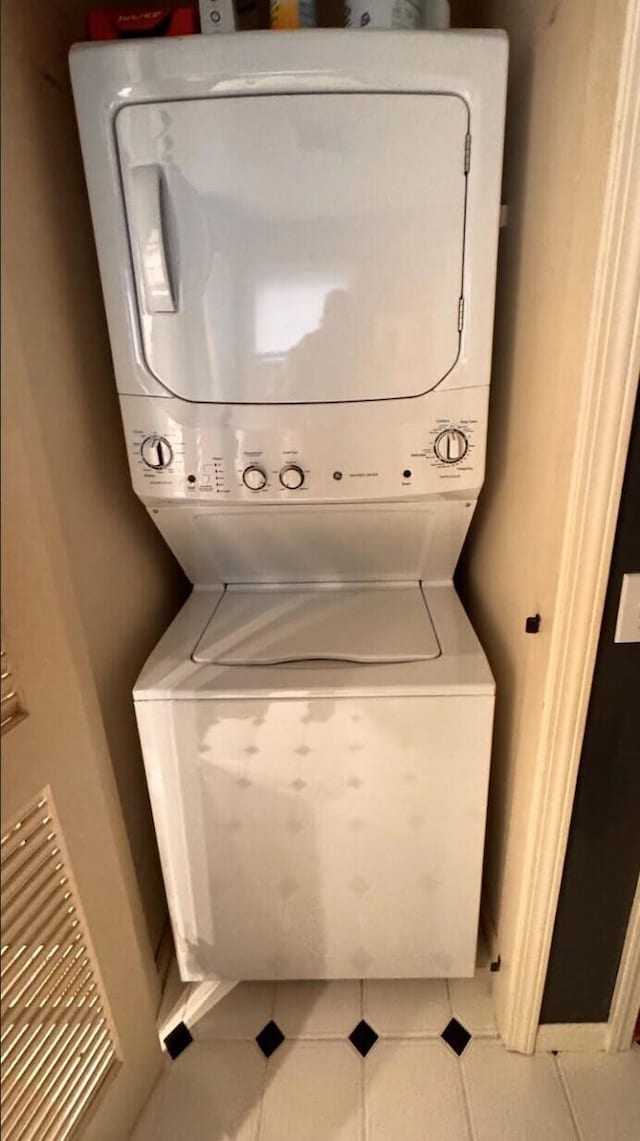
[2,0,188,950]
[1,285,164,1139]
[457,0,628,1013]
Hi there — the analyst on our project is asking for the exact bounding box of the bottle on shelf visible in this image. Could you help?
[271,0,317,28]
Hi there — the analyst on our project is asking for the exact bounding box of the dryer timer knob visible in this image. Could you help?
[243,465,267,491]
[434,428,468,464]
[141,436,173,470]
[279,464,305,490]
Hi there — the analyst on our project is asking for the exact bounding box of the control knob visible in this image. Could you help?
[434,428,468,464]
[242,465,267,491]
[279,464,305,490]
[141,435,173,470]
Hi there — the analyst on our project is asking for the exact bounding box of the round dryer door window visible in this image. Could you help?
[116,93,468,405]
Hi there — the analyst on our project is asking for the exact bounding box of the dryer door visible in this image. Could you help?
[115,93,468,404]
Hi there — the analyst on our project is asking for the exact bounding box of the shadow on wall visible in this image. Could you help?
[187,764,325,980]
[455,2,537,916]
[2,0,189,948]
[157,686,487,986]
[171,698,325,981]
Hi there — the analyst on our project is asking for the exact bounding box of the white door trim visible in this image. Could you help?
[534,872,640,1054]
[606,872,640,1052]
[502,0,640,1054]
[536,1023,608,1053]
[157,955,238,1048]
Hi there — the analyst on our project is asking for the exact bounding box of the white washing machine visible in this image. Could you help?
[70,30,507,981]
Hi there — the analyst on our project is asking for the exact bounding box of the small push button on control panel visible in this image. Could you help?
[279,464,305,490]
[242,465,267,491]
[434,428,468,464]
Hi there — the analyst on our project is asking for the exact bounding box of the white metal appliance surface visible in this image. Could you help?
[115,92,467,406]
[192,584,441,665]
[70,31,507,981]
[135,584,494,979]
[70,32,507,583]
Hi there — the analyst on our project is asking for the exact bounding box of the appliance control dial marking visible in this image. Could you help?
[242,465,267,491]
[141,435,173,470]
[434,428,468,464]
[279,464,305,490]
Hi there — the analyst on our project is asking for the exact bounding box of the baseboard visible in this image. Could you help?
[157,954,238,1048]
[183,978,237,1029]
[536,1022,607,1052]
[606,872,640,1051]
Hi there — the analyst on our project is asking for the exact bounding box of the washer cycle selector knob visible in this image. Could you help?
[279,464,305,490]
[434,428,468,464]
[242,465,267,491]
[141,436,173,470]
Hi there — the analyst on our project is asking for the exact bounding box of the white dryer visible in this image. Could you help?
[70,30,507,981]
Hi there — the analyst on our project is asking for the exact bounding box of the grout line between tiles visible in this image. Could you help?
[366,1030,451,1041]
[254,1048,271,1141]
[280,1032,366,1041]
[253,984,277,1141]
[458,1049,479,1141]
[205,1029,500,1044]
[204,1030,460,1043]
[445,978,455,1017]
[359,978,364,1020]
[201,1033,263,1042]
[360,1046,367,1141]
[552,1054,583,1141]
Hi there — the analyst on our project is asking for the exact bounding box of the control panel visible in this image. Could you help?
[241,463,307,491]
[120,387,487,505]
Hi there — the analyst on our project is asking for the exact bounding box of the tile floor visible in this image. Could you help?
[131,975,640,1141]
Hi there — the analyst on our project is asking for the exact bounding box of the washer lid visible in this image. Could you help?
[192,585,440,666]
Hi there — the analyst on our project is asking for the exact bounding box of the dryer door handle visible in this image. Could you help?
[129,164,176,314]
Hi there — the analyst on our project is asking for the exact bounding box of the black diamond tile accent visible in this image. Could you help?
[256,1020,285,1059]
[349,1019,379,1058]
[164,1021,193,1060]
[441,1017,471,1057]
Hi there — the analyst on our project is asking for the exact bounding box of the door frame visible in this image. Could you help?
[500,0,640,1055]
[535,871,640,1053]
[606,872,640,1051]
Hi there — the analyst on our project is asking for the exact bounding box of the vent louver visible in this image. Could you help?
[1,640,27,734]
[1,791,119,1139]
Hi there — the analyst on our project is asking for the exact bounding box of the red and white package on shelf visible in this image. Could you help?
[87,6,197,39]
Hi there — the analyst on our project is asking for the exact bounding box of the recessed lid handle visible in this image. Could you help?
[192,585,441,666]
[130,164,176,314]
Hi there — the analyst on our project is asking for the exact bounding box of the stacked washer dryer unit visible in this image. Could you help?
[71,32,507,983]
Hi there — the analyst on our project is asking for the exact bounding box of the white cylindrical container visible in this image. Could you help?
[345,0,421,29]
[271,0,317,27]
[423,0,450,29]
[199,0,237,32]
